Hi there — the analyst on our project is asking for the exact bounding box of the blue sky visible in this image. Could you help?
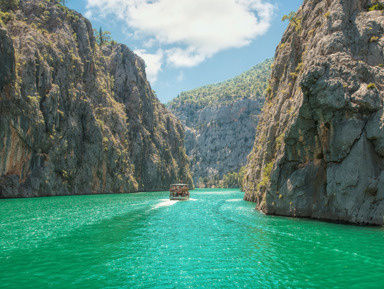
[67,0,303,103]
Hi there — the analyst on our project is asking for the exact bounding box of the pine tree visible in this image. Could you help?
[59,0,70,6]
[99,27,104,46]
[95,27,112,46]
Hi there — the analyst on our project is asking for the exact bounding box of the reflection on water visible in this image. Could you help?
[1,188,384,288]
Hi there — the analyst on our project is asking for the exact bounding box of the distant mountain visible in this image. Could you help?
[168,59,273,187]
[169,58,272,112]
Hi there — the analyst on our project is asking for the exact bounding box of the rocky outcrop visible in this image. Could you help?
[243,0,384,225]
[0,0,192,198]
[180,98,264,186]
[169,60,271,186]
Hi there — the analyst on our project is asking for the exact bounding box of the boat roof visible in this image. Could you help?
[170,183,188,186]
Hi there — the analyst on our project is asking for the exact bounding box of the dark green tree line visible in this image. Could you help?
[167,58,273,111]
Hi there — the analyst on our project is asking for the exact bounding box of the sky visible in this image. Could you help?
[67,0,303,103]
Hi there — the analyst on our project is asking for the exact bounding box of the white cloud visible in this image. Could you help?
[166,47,207,68]
[134,49,163,84]
[84,10,93,19]
[86,0,275,76]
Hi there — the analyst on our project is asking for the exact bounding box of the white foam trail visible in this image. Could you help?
[226,199,242,202]
[152,200,177,210]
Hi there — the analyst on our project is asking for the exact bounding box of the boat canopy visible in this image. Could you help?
[170,183,188,187]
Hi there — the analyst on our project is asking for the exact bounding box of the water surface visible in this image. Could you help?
[1,189,384,288]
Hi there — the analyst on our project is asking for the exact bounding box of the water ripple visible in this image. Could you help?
[1,189,384,289]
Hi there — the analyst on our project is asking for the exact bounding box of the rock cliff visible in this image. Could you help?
[243,0,384,225]
[0,0,192,198]
[169,59,271,186]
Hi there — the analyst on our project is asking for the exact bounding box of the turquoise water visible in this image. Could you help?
[1,188,384,289]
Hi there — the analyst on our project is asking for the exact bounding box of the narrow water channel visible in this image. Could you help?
[1,189,384,288]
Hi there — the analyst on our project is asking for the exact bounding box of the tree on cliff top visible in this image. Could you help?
[95,27,112,46]
[59,0,70,6]
[282,11,301,32]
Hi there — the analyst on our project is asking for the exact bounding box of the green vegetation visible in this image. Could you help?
[369,36,379,42]
[222,166,246,188]
[265,84,272,94]
[367,83,376,89]
[256,161,274,192]
[368,2,384,11]
[282,11,301,32]
[276,132,285,149]
[59,0,70,6]
[0,10,16,25]
[26,95,40,106]
[290,72,298,79]
[296,62,304,72]
[168,58,273,110]
[308,28,316,38]
[0,0,19,10]
[54,1,80,22]
[198,166,247,188]
[94,27,112,46]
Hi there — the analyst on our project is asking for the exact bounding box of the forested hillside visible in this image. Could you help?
[169,59,272,111]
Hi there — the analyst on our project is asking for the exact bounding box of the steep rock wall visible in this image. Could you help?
[169,59,271,186]
[243,0,384,225]
[174,98,264,185]
[0,0,192,198]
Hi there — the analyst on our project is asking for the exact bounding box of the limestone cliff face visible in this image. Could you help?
[173,98,264,186]
[169,60,271,186]
[243,0,384,225]
[0,0,192,198]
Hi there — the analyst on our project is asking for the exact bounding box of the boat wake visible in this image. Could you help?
[152,199,177,210]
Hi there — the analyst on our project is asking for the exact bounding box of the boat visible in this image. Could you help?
[169,183,190,200]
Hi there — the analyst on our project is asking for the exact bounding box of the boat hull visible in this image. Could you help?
[169,196,190,201]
